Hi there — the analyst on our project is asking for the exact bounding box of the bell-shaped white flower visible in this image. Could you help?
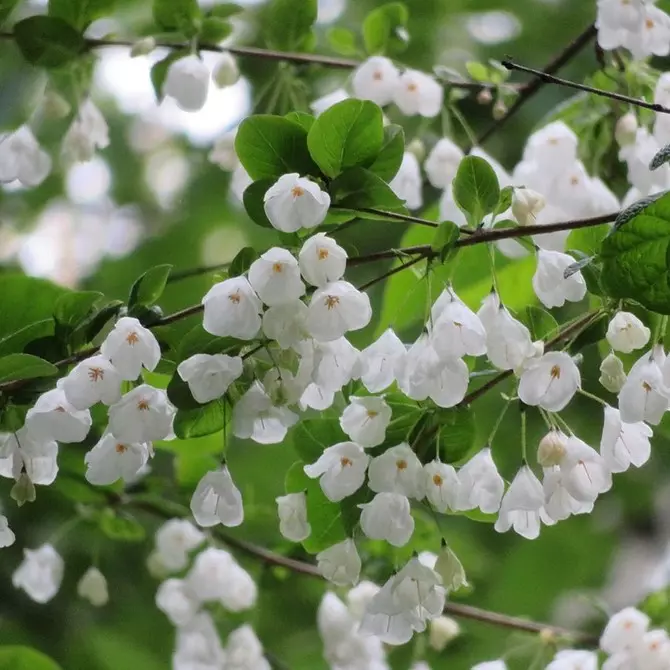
[560,435,612,502]
[84,433,151,485]
[546,650,598,670]
[347,581,380,620]
[430,290,487,359]
[0,428,59,486]
[429,616,460,652]
[352,56,400,106]
[209,127,238,171]
[232,381,298,444]
[61,99,110,164]
[389,151,423,210]
[600,352,627,393]
[518,351,581,412]
[424,460,459,512]
[163,54,210,112]
[494,466,547,540]
[615,112,638,147]
[310,88,349,116]
[190,467,244,528]
[309,337,361,392]
[359,492,415,547]
[522,121,578,176]
[225,625,271,670]
[424,137,463,189]
[512,187,546,226]
[155,519,205,572]
[632,628,670,668]
[543,466,593,522]
[264,173,330,232]
[533,249,587,308]
[202,276,262,339]
[156,577,199,626]
[600,606,650,655]
[316,538,361,586]
[25,386,92,443]
[317,591,356,654]
[359,328,406,393]
[606,311,651,353]
[298,233,347,287]
[77,567,108,607]
[212,52,239,88]
[61,355,122,410]
[307,280,372,342]
[0,516,15,548]
[536,429,570,468]
[339,396,392,448]
[248,247,305,306]
[276,492,310,542]
[108,385,174,443]
[304,442,369,502]
[173,612,227,669]
[177,353,243,404]
[619,348,669,424]
[453,448,504,513]
[100,316,161,381]
[600,405,652,473]
[262,301,308,350]
[394,69,443,117]
[0,125,51,186]
[367,443,424,499]
[434,544,469,591]
[12,544,64,604]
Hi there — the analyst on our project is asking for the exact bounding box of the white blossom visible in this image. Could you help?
[560,435,613,502]
[393,69,443,117]
[522,121,578,176]
[600,606,650,655]
[177,353,243,404]
[537,430,570,468]
[309,337,361,393]
[0,516,15,548]
[298,233,347,287]
[60,355,122,409]
[546,650,598,670]
[25,387,91,443]
[511,187,546,226]
[0,428,59,486]
[359,328,406,393]
[307,280,372,342]
[543,467,593,522]
[209,127,238,171]
[190,467,244,528]
[263,173,330,232]
[389,151,423,210]
[359,492,415,546]
[84,433,151,485]
[532,249,586,308]
[12,544,64,604]
[606,311,651,353]
[156,578,199,626]
[615,112,638,147]
[424,138,463,189]
[154,519,205,572]
[225,625,271,670]
[276,492,311,542]
[339,396,392,448]
[0,125,51,186]
[352,56,400,106]
[600,352,627,393]
[108,385,174,443]
[262,300,309,349]
[347,580,380,620]
[429,616,460,651]
[77,567,109,607]
[316,538,361,586]
[173,612,226,670]
[430,289,487,359]
[600,405,652,473]
[61,99,110,164]
[212,52,239,88]
[100,316,161,380]
[163,55,210,112]
[619,348,669,425]
[304,442,369,502]
[518,351,581,412]
[367,443,424,499]
[248,247,305,306]
[202,276,262,340]
[423,460,459,512]
[310,88,349,116]
[494,466,547,540]
[453,448,505,514]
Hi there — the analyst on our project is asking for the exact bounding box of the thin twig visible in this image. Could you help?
[357,254,426,291]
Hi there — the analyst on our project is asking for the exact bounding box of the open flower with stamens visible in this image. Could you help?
[298,233,347,287]
[339,396,392,448]
[359,492,415,547]
[352,56,400,106]
[304,442,369,502]
[367,443,424,499]
[619,347,669,424]
[25,386,91,443]
[518,351,581,412]
[84,433,151,485]
[100,316,161,381]
[263,173,330,232]
[108,384,174,443]
[202,276,262,340]
[61,355,122,410]
[307,281,372,342]
[248,247,305,306]
[423,460,459,512]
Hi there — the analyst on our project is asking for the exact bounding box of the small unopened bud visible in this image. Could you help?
[477,88,493,105]
[212,52,239,88]
[492,99,507,120]
[615,113,638,147]
[77,567,109,606]
[10,473,36,507]
[512,187,546,226]
[599,352,627,393]
[130,36,156,58]
[537,430,568,467]
[407,138,426,162]
[40,90,71,119]
[435,544,468,592]
[146,551,170,579]
[429,616,461,651]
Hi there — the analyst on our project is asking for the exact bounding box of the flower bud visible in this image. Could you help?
[40,90,71,119]
[163,55,210,112]
[599,352,627,393]
[11,473,36,507]
[212,52,240,88]
[606,311,650,354]
[537,430,569,467]
[406,138,426,162]
[146,551,170,579]
[493,99,507,119]
[615,113,638,147]
[435,544,468,592]
[429,615,461,651]
[512,187,546,226]
[130,36,156,58]
[77,567,109,606]
[477,88,493,105]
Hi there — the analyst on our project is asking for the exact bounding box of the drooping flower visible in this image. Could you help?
[0,428,59,486]
[339,396,392,448]
[77,567,109,607]
[263,173,330,232]
[511,187,546,226]
[560,435,613,502]
[494,466,547,540]
[298,233,347,287]
[306,281,372,342]
[430,289,487,359]
[424,137,463,189]
[316,538,361,586]
[163,54,210,112]
[12,544,64,603]
[177,353,243,404]
[389,151,423,210]
[423,460,459,512]
[606,311,651,353]
[453,448,504,514]
[108,385,174,443]
[532,250,587,308]
[600,404,652,473]
[156,578,199,626]
[352,56,400,106]
[173,612,227,669]
[276,492,311,542]
[619,348,669,424]
[0,125,51,186]
[304,442,369,502]
[542,467,593,522]
[359,492,415,546]
[154,519,205,572]
[393,69,443,117]
[84,433,151,485]
[61,99,110,164]
[0,516,15,548]
[518,351,581,412]
[248,247,305,306]
[225,625,271,670]
[190,467,244,528]
[359,328,406,393]
[202,276,262,339]
[100,316,161,381]
[262,300,309,350]
[367,443,424,499]
[60,355,122,409]
[25,386,92,443]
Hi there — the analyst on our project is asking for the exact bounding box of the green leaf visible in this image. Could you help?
[0,354,58,385]
[436,407,476,464]
[242,179,275,228]
[228,247,259,277]
[326,27,358,56]
[307,99,384,178]
[284,111,315,133]
[207,2,242,19]
[149,50,187,102]
[0,0,21,27]
[99,509,146,542]
[290,417,346,463]
[174,400,227,438]
[368,124,405,182]
[0,405,27,433]
[49,0,117,30]
[465,61,490,82]
[13,16,86,68]
[495,185,514,216]
[153,0,200,35]
[177,325,243,362]
[0,320,54,358]
[0,646,62,670]
[330,167,406,212]
[263,0,317,51]
[176,452,219,487]
[650,143,670,171]
[382,394,423,447]
[54,291,103,340]
[520,306,558,341]
[76,300,124,345]
[362,2,409,55]
[566,221,610,256]
[235,115,318,181]
[128,264,172,309]
[167,372,201,410]
[601,191,670,312]
[452,156,500,227]
[431,220,460,262]
[199,16,233,43]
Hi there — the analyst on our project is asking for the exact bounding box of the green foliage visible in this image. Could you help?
[284,111,315,132]
[326,27,358,56]
[362,2,409,55]
[128,265,173,310]
[368,124,405,182]
[431,220,460,262]
[242,179,275,228]
[0,646,62,670]
[174,399,227,438]
[176,326,243,362]
[149,50,187,102]
[330,167,406,212]
[54,291,104,347]
[291,416,344,462]
[0,354,58,385]
[0,0,22,26]
[435,407,476,464]
[229,247,259,277]
[307,100,385,178]
[99,509,146,542]
[199,16,233,43]
[452,156,501,228]
[263,0,317,51]
[48,0,117,30]
[13,16,86,68]
[520,305,558,340]
[152,0,201,35]
[206,2,242,19]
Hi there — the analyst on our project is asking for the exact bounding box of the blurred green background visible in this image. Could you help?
[1,0,670,668]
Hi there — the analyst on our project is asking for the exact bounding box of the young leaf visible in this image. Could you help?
[520,306,558,341]
[199,16,233,42]
[177,325,243,362]
[326,27,358,56]
[54,291,104,333]
[368,124,405,182]
[362,2,409,55]
[307,99,384,178]
[128,264,173,309]
[435,407,476,464]
[229,247,259,276]
[263,0,317,51]
[330,167,406,212]
[153,0,201,35]
[452,156,500,227]
[242,179,275,228]
[174,400,227,439]
[0,0,21,27]
[0,646,63,670]
[284,111,315,133]
[207,2,242,18]
[49,0,117,30]
[150,50,187,102]
[0,354,59,385]
[99,509,146,542]
[0,320,53,358]
[13,16,86,68]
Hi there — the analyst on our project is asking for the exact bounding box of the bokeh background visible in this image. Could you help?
[1,0,670,668]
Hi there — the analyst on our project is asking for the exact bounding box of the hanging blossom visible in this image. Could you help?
[163,54,210,112]
[264,173,331,232]
[0,125,52,187]
[61,99,110,164]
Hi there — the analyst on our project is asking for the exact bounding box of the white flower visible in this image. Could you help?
[177,353,243,404]
[424,138,463,189]
[307,280,372,342]
[339,396,392,448]
[352,56,400,106]
[298,233,347,287]
[0,428,59,485]
[0,126,51,186]
[615,112,638,146]
[494,466,547,540]
[156,578,199,626]
[130,36,156,57]
[518,351,581,412]
[163,54,210,112]
[394,69,443,117]
[453,447,504,513]
[309,337,361,392]
[84,433,151,485]
[619,348,669,424]
[100,316,161,381]
[202,276,262,340]
[429,616,460,651]
[61,99,109,164]
[367,443,424,499]
[424,460,459,512]
[619,127,666,193]
[191,467,243,528]
[209,127,238,171]
[546,650,598,670]
[600,405,652,473]
[389,151,423,210]
[532,250,586,308]
[108,385,174,443]
[77,567,108,607]
[600,606,649,655]
[276,492,311,542]
[232,381,298,444]
[606,311,651,353]
[625,5,670,60]
[60,355,122,410]
[12,544,64,604]
[630,629,670,668]
[430,289,487,359]
[434,544,468,591]
[359,328,406,393]
[262,300,308,350]
[248,247,305,306]
[212,52,239,88]
[543,467,593,522]
[522,121,578,175]
[263,173,330,232]
[536,430,570,468]
[359,492,415,546]
[560,435,612,502]
[173,612,226,669]
[347,581,380,620]
[472,662,507,670]
[600,352,627,393]
[310,88,349,116]
[318,592,356,652]
[0,516,15,548]
[225,625,271,670]
[512,187,546,226]
[316,538,361,586]
[304,442,369,502]
[25,387,91,443]
[154,519,205,572]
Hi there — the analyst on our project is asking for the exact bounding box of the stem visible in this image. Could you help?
[357,254,426,291]
[449,102,477,147]
[520,405,528,463]
[578,388,608,406]
[654,315,668,345]
[487,398,512,445]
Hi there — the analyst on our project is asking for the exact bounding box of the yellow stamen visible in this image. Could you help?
[317,247,329,260]
[550,364,561,380]
[291,185,305,197]
[325,295,340,310]
[396,459,408,470]
[229,291,241,304]
[137,399,150,411]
